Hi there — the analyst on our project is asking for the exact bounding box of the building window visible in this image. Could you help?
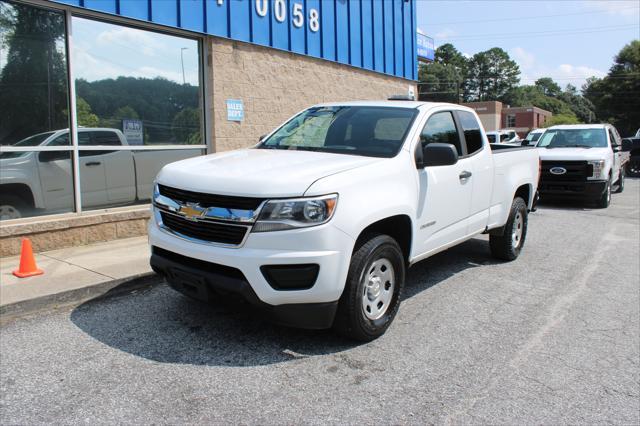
[0,1,206,220]
[506,114,516,128]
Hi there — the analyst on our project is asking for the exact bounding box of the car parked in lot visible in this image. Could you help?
[522,128,545,146]
[537,124,630,208]
[0,128,195,219]
[149,101,540,341]
[486,129,520,144]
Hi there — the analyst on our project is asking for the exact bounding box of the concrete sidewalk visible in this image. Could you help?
[0,236,158,321]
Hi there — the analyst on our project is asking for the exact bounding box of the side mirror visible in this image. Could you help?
[258,134,267,142]
[521,140,530,146]
[612,145,621,153]
[416,143,458,168]
[621,138,634,152]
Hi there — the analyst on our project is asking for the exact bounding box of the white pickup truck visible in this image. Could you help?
[0,128,195,219]
[149,101,540,341]
[537,124,629,208]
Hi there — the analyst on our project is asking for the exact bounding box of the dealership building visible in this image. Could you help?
[0,0,426,255]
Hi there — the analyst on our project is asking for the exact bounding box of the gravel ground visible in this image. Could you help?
[1,180,639,425]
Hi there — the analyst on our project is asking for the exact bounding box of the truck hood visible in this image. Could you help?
[538,147,610,162]
[156,148,382,197]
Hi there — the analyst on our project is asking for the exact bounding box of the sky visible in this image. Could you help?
[416,0,640,89]
[72,17,201,86]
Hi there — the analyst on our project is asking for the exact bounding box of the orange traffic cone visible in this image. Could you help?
[12,238,44,278]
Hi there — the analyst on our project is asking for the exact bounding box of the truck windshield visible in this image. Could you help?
[538,128,607,148]
[527,132,542,142]
[257,106,419,158]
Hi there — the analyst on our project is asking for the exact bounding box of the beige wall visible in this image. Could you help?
[210,37,417,152]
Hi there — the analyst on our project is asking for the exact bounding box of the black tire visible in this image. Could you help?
[626,157,640,177]
[490,197,528,261]
[0,195,29,220]
[614,168,624,193]
[596,177,612,209]
[333,233,405,341]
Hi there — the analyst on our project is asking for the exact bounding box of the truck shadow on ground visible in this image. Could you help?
[70,237,496,367]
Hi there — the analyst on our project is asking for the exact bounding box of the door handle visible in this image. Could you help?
[85,161,101,167]
[459,171,472,180]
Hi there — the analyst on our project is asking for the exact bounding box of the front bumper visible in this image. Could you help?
[148,218,354,327]
[539,180,607,199]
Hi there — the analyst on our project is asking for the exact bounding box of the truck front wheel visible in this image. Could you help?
[333,233,405,341]
[490,197,528,261]
[0,196,28,220]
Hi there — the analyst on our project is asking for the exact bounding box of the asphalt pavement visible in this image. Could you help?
[1,180,639,424]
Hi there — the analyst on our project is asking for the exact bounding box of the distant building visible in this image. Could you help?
[462,101,552,137]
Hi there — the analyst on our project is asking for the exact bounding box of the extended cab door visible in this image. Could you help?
[455,110,493,235]
[415,111,473,255]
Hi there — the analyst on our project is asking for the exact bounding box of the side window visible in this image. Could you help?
[91,131,122,146]
[48,134,70,146]
[457,111,484,155]
[420,112,463,155]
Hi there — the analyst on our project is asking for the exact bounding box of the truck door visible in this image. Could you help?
[77,131,109,208]
[415,111,473,255]
[37,133,74,212]
[608,128,621,182]
[455,110,493,235]
[89,131,136,203]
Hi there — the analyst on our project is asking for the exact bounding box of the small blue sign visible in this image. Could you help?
[417,33,435,62]
[122,119,143,145]
[226,99,244,122]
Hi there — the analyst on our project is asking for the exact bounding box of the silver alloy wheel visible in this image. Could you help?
[512,211,524,248]
[0,205,21,220]
[362,258,395,320]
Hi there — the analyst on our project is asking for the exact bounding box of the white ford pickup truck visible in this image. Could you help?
[537,124,629,208]
[149,101,540,341]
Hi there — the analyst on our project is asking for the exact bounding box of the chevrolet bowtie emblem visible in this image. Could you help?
[178,203,206,220]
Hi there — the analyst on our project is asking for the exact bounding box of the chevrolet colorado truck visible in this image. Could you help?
[537,124,630,208]
[0,128,195,219]
[149,101,540,341]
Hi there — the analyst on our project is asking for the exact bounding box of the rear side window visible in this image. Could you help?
[91,131,122,146]
[457,111,484,154]
[420,112,463,155]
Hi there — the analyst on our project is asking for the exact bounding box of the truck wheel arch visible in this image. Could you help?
[355,215,413,264]
[0,184,35,208]
[514,184,532,209]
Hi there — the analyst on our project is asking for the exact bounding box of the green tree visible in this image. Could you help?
[418,44,468,103]
[543,113,581,127]
[76,97,99,127]
[171,108,201,145]
[464,48,520,101]
[0,3,68,144]
[584,40,640,136]
[534,77,562,97]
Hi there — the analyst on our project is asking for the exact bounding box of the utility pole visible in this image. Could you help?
[180,47,188,85]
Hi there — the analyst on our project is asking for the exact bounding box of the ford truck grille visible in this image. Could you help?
[159,211,248,245]
[540,161,592,183]
[158,184,264,210]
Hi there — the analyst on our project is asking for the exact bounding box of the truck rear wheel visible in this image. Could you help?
[490,197,528,261]
[333,233,405,341]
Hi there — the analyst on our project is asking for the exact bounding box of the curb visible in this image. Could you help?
[0,272,163,325]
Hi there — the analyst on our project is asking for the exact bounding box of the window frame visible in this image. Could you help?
[0,0,209,219]
[419,110,467,157]
[453,110,486,158]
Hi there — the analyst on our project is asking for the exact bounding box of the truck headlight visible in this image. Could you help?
[252,194,338,232]
[588,160,605,180]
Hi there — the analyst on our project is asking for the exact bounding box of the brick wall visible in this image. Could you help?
[210,37,417,152]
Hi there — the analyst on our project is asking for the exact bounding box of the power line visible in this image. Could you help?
[427,5,639,26]
[443,24,638,41]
